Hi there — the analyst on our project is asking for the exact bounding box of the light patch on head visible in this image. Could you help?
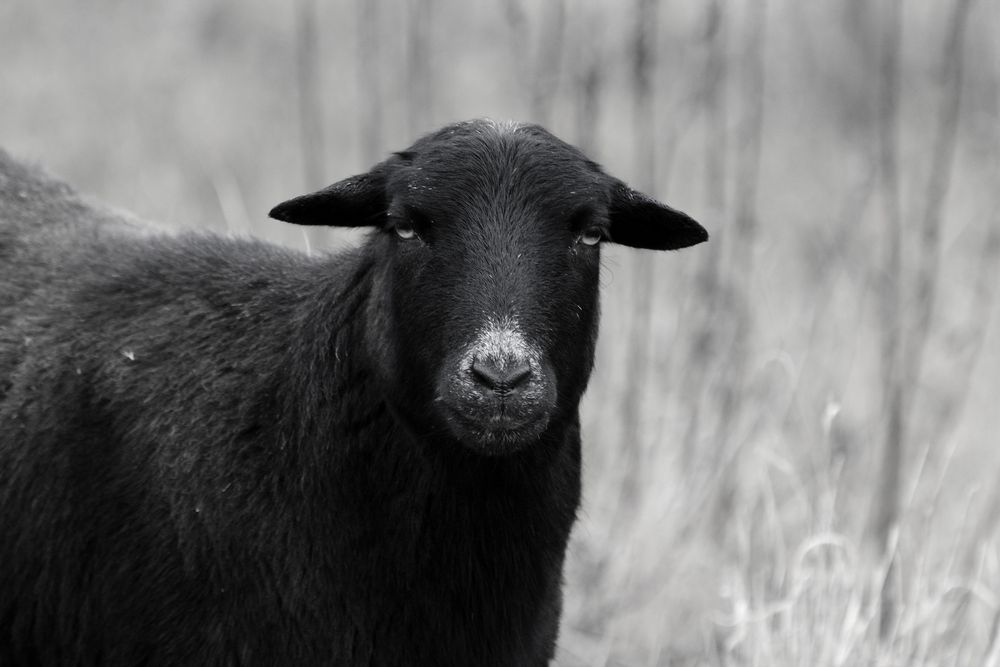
[480,118,524,137]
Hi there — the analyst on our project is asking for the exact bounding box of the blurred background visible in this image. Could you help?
[2,0,998,664]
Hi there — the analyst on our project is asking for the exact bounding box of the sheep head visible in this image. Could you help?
[269,119,707,455]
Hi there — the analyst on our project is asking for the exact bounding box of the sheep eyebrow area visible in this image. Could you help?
[0,118,705,666]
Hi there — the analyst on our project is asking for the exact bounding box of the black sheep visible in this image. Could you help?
[0,119,706,666]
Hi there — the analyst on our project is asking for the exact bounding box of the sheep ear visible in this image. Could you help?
[607,182,708,250]
[269,167,387,227]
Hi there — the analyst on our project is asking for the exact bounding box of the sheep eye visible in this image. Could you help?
[394,221,418,240]
[578,227,603,247]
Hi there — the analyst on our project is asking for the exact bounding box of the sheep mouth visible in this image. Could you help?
[441,404,552,456]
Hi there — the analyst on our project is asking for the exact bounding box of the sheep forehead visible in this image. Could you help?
[398,121,602,222]
[410,135,593,200]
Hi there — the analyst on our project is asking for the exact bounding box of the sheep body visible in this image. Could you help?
[0,121,705,666]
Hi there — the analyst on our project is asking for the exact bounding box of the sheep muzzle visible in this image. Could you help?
[437,318,556,455]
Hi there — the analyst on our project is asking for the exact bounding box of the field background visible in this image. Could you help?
[2,1,999,664]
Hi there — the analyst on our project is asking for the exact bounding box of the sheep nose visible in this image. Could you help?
[470,356,532,393]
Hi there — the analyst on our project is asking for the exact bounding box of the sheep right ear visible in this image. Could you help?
[269,166,387,227]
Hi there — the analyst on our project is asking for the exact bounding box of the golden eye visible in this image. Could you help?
[394,222,417,240]
[579,227,603,246]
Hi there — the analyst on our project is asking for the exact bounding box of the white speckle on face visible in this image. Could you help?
[462,317,537,371]
[437,315,557,452]
[448,316,545,407]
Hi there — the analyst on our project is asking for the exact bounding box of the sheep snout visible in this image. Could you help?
[436,321,557,454]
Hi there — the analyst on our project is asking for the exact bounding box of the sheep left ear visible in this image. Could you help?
[268,165,387,227]
[607,182,708,250]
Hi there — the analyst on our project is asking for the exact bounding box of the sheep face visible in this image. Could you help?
[270,120,707,455]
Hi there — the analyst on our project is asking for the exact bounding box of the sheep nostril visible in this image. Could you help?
[471,357,532,393]
[504,362,532,389]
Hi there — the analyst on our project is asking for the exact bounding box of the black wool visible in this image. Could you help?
[0,119,705,666]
